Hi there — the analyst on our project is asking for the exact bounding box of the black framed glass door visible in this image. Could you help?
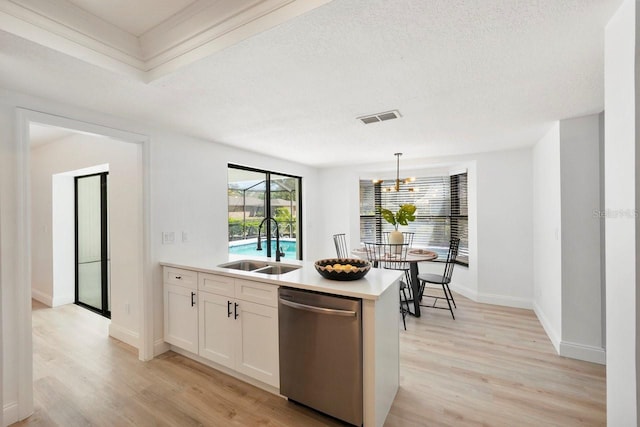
[75,172,110,318]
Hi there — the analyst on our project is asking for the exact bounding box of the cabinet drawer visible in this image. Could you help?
[235,279,278,307]
[199,273,235,297]
[164,267,197,289]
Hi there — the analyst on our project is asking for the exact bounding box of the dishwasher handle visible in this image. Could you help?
[279,297,357,317]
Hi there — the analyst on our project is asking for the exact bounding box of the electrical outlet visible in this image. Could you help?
[162,231,175,244]
[124,303,130,314]
[182,231,189,243]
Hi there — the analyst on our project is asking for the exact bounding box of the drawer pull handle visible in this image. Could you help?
[227,301,232,318]
[234,302,239,320]
[191,292,196,307]
[175,276,182,280]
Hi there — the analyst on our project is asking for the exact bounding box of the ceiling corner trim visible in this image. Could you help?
[0,9,146,79]
[144,0,335,81]
[8,0,141,55]
[0,0,335,82]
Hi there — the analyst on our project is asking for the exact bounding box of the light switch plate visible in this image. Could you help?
[162,231,175,244]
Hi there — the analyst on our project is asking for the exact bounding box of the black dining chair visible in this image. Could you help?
[382,231,415,285]
[363,242,412,330]
[333,233,349,258]
[417,238,460,319]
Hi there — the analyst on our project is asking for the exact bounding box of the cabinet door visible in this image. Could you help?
[235,300,279,388]
[199,291,235,369]
[164,284,198,353]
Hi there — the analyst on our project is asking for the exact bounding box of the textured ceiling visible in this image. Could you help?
[0,0,624,167]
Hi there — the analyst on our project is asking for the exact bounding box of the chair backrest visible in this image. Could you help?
[333,233,349,258]
[363,242,409,271]
[382,231,415,247]
[402,232,415,247]
[442,238,461,282]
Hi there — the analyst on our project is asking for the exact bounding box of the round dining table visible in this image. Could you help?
[352,247,437,317]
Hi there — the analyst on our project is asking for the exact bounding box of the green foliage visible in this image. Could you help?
[228,208,297,239]
[379,204,417,230]
[275,207,297,237]
[274,207,292,223]
[228,217,263,238]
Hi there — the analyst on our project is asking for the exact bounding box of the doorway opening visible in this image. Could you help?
[13,108,152,423]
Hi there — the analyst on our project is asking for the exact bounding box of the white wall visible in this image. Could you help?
[474,149,532,307]
[51,174,75,306]
[532,123,562,350]
[315,167,361,258]
[31,134,142,348]
[318,147,534,309]
[522,114,607,364]
[150,133,322,351]
[558,114,605,363]
[604,0,639,423]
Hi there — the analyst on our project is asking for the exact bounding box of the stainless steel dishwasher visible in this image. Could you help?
[278,287,363,426]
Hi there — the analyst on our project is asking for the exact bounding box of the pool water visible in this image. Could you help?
[229,240,298,260]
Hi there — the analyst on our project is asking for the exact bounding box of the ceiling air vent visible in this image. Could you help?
[357,110,401,124]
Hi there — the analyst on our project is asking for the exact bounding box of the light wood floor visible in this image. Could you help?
[16,296,605,426]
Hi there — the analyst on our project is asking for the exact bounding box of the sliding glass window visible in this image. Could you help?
[227,165,302,260]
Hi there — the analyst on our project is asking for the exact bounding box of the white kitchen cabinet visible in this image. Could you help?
[235,299,279,385]
[198,290,235,369]
[161,260,401,427]
[163,267,198,354]
[197,273,279,388]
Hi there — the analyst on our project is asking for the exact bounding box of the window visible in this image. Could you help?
[359,172,469,265]
[227,165,302,260]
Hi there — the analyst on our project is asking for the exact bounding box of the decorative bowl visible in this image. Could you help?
[314,258,371,281]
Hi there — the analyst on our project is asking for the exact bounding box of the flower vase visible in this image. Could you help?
[389,230,404,254]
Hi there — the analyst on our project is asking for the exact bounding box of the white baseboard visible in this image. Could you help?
[4,401,18,427]
[108,323,139,349]
[533,302,561,353]
[444,282,604,365]
[30,289,52,306]
[51,294,74,307]
[154,338,170,356]
[449,282,478,302]
[559,341,606,365]
[30,289,74,307]
[451,283,533,309]
[475,292,533,309]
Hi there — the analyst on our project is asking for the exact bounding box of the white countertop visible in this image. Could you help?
[160,254,402,300]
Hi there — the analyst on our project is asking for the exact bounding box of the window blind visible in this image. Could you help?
[359,172,469,265]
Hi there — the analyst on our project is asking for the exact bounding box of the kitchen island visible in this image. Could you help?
[160,256,401,427]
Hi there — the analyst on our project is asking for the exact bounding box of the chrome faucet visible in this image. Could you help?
[256,217,285,262]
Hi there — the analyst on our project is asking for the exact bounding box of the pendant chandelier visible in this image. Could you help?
[373,153,417,192]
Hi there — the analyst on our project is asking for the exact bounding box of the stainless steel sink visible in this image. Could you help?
[220,260,269,271]
[251,264,300,275]
[218,260,301,275]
